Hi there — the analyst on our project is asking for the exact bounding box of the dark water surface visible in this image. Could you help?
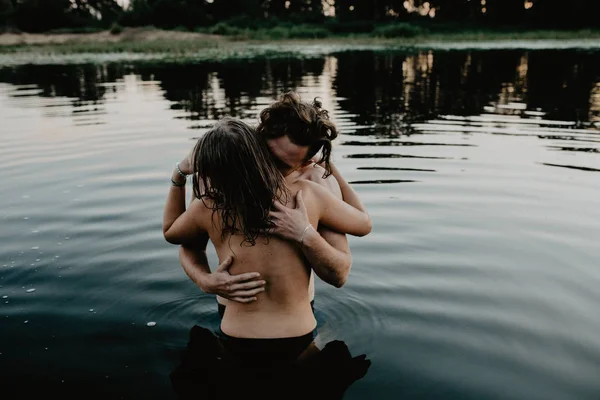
[1,49,600,399]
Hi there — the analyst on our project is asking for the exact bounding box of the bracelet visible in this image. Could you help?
[171,177,186,187]
[299,225,312,245]
[175,162,188,179]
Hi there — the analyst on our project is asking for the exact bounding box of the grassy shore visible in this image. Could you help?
[1,27,599,56]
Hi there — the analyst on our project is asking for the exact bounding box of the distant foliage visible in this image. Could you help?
[110,22,123,35]
[288,25,329,39]
[208,22,243,36]
[325,19,375,34]
[48,26,105,34]
[1,0,599,34]
[374,23,425,38]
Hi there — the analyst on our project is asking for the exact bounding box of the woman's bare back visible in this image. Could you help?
[198,180,321,338]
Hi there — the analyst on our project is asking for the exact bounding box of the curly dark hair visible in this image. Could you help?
[192,118,288,246]
[256,92,338,177]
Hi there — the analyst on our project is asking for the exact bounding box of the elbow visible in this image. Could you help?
[319,265,350,288]
[332,274,348,288]
[354,217,373,237]
[163,229,180,245]
[332,259,352,288]
[364,218,373,235]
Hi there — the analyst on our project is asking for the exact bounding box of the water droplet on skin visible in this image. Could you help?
[35,259,40,262]
[2,296,7,299]
[24,320,28,324]
[65,237,70,240]
[32,230,39,233]
[26,289,36,293]
[23,217,29,220]
[146,321,156,327]
[89,309,94,312]
[31,247,39,250]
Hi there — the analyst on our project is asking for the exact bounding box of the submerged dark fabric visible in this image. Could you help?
[218,299,315,319]
[218,329,315,367]
[170,325,371,400]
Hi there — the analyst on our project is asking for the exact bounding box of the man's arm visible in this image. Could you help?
[271,163,366,288]
[329,162,370,216]
[270,188,357,288]
[179,240,266,303]
[178,233,213,292]
[302,227,351,288]
[298,164,353,287]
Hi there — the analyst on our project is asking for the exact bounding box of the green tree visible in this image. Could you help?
[14,0,82,32]
[0,0,17,30]
[120,0,153,26]
[484,0,526,25]
[74,0,123,24]
[211,0,263,20]
[121,0,209,28]
[427,0,481,22]
[530,0,600,28]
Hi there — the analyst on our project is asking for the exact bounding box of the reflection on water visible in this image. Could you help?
[171,325,370,400]
[2,50,599,124]
[540,163,600,172]
[1,48,600,399]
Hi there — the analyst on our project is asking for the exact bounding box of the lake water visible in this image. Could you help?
[1,48,600,399]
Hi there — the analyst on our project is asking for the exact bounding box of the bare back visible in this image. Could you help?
[196,180,323,339]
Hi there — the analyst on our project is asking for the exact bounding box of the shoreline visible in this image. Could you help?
[1,28,599,65]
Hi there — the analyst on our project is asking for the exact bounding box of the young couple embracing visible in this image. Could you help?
[163,92,371,349]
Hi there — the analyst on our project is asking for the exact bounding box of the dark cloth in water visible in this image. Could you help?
[170,325,371,400]
[217,299,315,319]
[218,329,315,367]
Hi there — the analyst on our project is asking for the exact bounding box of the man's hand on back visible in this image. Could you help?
[203,256,266,303]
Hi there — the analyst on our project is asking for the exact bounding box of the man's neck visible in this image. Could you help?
[279,166,298,178]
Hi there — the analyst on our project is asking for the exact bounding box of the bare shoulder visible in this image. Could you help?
[188,197,213,229]
[297,163,328,182]
[292,179,325,200]
[297,164,342,198]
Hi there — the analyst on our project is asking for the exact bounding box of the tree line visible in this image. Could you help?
[1,0,598,33]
